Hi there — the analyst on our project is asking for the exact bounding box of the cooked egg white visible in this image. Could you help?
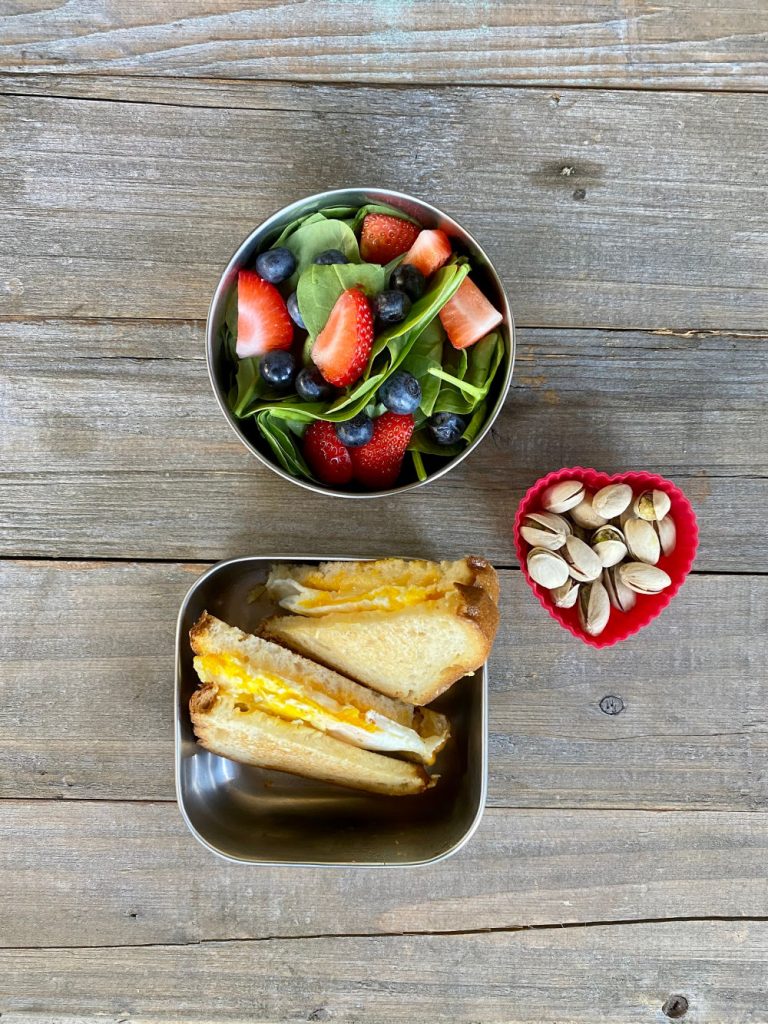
[266,577,441,616]
[193,653,440,762]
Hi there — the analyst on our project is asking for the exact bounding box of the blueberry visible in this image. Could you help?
[374,289,411,325]
[335,414,374,448]
[296,366,334,402]
[287,291,305,329]
[255,246,296,284]
[429,411,466,445]
[260,350,296,390]
[313,249,348,265]
[389,263,425,302]
[378,370,422,415]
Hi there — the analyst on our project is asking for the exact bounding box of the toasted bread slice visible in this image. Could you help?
[188,613,447,795]
[260,560,499,705]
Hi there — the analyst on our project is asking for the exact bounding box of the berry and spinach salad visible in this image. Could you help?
[220,202,506,491]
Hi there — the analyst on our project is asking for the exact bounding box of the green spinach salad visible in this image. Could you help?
[220,201,508,492]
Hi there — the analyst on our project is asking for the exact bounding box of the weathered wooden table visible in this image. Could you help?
[1,4,767,1021]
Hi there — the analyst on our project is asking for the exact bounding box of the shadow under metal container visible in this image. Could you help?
[175,556,489,866]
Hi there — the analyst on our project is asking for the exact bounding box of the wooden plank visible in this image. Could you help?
[2,921,767,1021]
[1,320,765,568]
[1,561,765,810]
[0,2,766,90]
[1,86,767,329]
[0,800,766,949]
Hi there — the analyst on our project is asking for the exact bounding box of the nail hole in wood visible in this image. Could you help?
[662,994,689,1018]
[599,695,624,715]
[573,188,587,200]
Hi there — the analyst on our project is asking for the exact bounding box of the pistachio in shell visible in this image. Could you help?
[569,492,608,529]
[624,517,661,565]
[603,566,637,613]
[527,547,570,590]
[653,514,677,556]
[552,578,580,608]
[578,579,610,637]
[520,511,571,551]
[618,562,672,595]
[633,488,672,522]
[591,525,628,568]
[541,479,585,515]
[562,534,603,583]
[592,483,633,520]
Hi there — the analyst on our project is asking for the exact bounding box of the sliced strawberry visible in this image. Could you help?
[359,214,420,265]
[438,276,503,350]
[236,269,293,358]
[350,412,415,490]
[402,229,452,278]
[311,289,374,388]
[303,421,353,486]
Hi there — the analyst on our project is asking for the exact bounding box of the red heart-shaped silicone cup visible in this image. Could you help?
[514,468,699,649]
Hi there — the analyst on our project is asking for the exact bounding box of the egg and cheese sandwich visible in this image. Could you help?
[189,612,449,796]
[259,556,500,706]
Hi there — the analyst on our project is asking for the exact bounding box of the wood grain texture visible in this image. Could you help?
[3,922,768,1021]
[1,319,764,567]
[1,561,765,810]
[1,84,767,329]
[0,801,766,949]
[1,2,766,90]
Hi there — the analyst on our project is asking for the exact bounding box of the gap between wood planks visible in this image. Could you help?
[5,915,768,954]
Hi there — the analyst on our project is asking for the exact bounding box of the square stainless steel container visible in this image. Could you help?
[175,556,488,866]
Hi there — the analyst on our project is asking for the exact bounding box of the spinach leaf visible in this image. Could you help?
[432,332,504,415]
[351,203,420,233]
[297,262,385,338]
[399,317,446,417]
[232,357,261,417]
[284,220,360,290]
[462,401,488,445]
[407,430,463,458]
[411,449,427,482]
[257,412,315,480]
[271,210,326,248]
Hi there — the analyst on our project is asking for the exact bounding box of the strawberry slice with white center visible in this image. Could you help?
[438,275,503,350]
[311,288,374,388]
[402,229,452,278]
[236,269,293,358]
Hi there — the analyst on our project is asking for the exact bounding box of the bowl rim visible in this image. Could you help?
[205,186,515,499]
[174,553,490,867]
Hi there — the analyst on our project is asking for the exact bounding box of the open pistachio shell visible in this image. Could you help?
[624,518,661,565]
[618,562,672,595]
[591,525,627,568]
[563,535,603,583]
[592,483,633,519]
[527,547,570,589]
[653,514,677,556]
[569,493,608,529]
[603,566,637,612]
[520,512,571,551]
[552,578,580,608]
[633,489,672,522]
[578,580,610,636]
[541,479,586,515]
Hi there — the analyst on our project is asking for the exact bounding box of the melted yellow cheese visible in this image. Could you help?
[293,583,438,612]
[193,653,377,732]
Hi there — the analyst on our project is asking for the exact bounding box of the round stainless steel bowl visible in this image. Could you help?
[206,187,515,498]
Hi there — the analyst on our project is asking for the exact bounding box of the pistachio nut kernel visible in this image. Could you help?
[520,512,571,551]
[603,566,637,613]
[591,525,628,568]
[541,479,586,515]
[633,488,672,522]
[624,518,661,565]
[569,493,608,529]
[618,562,672,595]
[563,534,603,583]
[578,580,611,637]
[653,514,677,556]
[592,483,633,519]
[527,547,570,590]
[552,578,580,608]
